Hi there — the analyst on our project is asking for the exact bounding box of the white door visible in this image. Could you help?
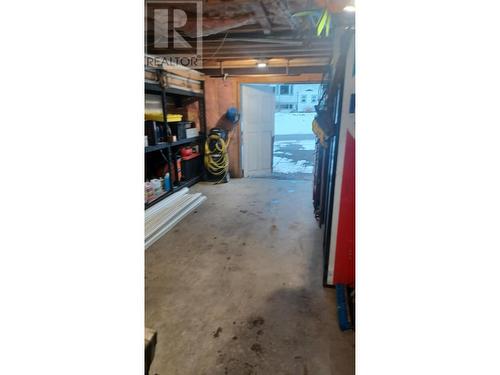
[241,85,275,177]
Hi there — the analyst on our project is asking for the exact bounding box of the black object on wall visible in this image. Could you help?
[311,29,354,287]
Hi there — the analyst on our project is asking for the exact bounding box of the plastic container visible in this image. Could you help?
[164,173,171,192]
[169,121,191,140]
[180,147,193,157]
[176,158,182,181]
[181,153,202,181]
[150,179,163,197]
[145,182,155,203]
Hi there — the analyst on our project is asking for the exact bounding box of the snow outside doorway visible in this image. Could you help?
[273,112,316,179]
[272,83,320,180]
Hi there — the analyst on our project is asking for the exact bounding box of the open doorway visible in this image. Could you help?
[241,83,321,180]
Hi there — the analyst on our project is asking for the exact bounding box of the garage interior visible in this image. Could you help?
[145,1,355,374]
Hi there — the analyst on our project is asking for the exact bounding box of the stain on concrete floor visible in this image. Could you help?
[145,178,354,375]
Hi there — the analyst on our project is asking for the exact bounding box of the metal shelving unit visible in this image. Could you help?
[145,136,202,154]
[144,175,201,209]
[145,68,206,210]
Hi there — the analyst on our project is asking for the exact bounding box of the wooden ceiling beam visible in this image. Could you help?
[267,0,300,30]
[202,41,332,49]
[202,25,292,36]
[202,39,334,47]
[203,55,331,60]
[198,65,327,76]
[201,52,331,60]
[203,38,304,46]
[234,73,324,83]
[204,0,249,3]
[203,48,330,56]
[202,57,330,68]
[248,2,272,35]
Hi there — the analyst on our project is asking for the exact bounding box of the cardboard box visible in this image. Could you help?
[186,128,199,138]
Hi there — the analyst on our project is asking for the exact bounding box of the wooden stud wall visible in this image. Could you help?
[204,77,241,177]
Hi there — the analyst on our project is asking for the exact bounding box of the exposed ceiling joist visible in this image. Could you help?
[202,25,292,35]
[144,0,348,72]
[199,65,327,76]
[203,37,304,46]
[204,0,256,4]
[203,45,329,53]
[248,2,272,35]
[203,47,330,55]
[267,0,300,30]
[202,52,331,60]
[202,57,330,68]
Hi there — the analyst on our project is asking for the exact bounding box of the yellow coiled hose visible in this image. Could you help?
[204,133,229,182]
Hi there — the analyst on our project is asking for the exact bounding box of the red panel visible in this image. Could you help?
[333,131,355,286]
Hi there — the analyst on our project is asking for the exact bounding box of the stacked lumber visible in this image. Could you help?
[145,58,204,94]
[145,188,206,249]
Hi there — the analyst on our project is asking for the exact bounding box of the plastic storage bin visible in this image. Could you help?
[181,153,202,181]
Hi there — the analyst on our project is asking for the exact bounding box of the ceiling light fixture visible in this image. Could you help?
[343,5,355,12]
[257,60,268,68]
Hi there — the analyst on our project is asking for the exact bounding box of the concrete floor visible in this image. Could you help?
[145,178,354,375]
